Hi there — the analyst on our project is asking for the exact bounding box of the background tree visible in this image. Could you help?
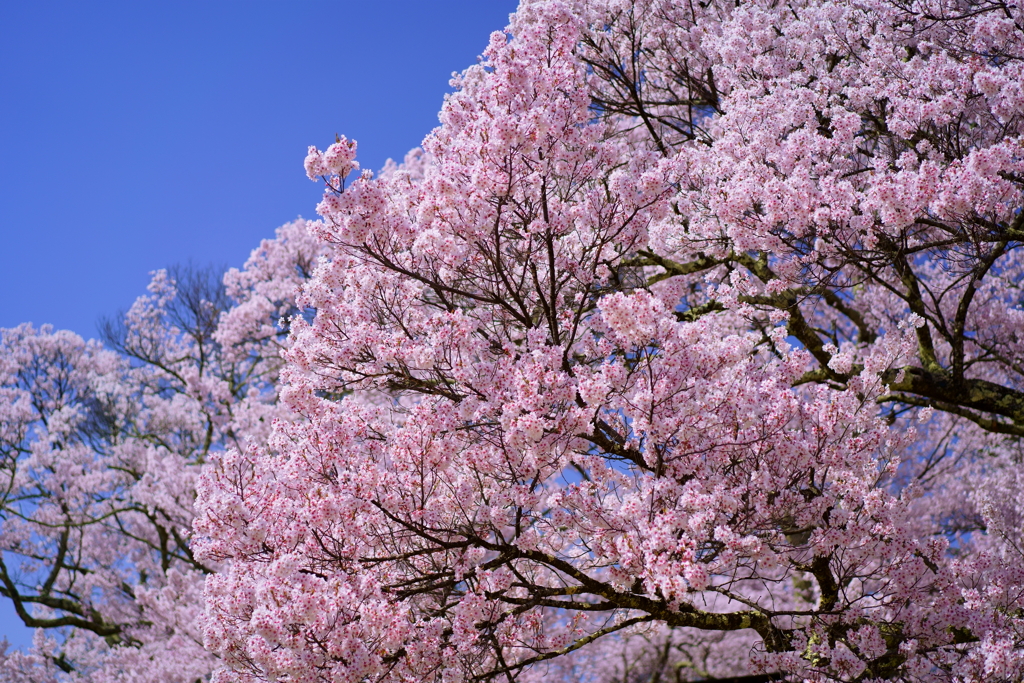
[196,0,1024,681]
[0,220,322,682]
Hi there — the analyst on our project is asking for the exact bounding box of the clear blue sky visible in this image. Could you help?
[0,0,518,650]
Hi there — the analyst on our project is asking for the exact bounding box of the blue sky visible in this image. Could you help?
[0,0,518,650]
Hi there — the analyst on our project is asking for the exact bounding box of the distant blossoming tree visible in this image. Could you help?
[194,0,1024,681]
[0,220,322,682]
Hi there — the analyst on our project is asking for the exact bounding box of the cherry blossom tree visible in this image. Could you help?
[0,220,322,682]
[196,0,1024,681]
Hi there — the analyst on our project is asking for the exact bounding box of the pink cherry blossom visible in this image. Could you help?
[4,0,1024,680]
[196,0,1024,681]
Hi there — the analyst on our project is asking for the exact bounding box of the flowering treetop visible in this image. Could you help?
[196,0,1024,681]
